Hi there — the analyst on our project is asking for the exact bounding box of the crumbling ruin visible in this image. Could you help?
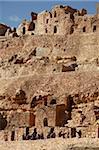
[0,4,99,143]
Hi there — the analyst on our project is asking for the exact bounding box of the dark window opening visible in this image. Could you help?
[13,27,16,32]
[50,99,56,105]
[54,26,57,33]
[26,127,29,136]
[71,128,76,138]
[56,104,67,127]
[53,68,56,71]
[45,28,48,33]
[70,26,74,34]
[0,113,7,130]
[50,13,52,18]
[93,25,96,32]
[23,27,26,34]
[83,27,86,32]
[11,131,15,141]
[31,96,37,108]
[66,95,74,119]
[70,14,74,21]
[46,19,49,24]
[4,134,8,141]
[67,95,74,112]
[43,118,48,127]
[54,11,57,17]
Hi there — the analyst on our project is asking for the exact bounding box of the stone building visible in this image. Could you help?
[16,5,99,36]
[16,5,82,35]
[1,4,99,37]
[17,12,37,36]
[0,23,10,36]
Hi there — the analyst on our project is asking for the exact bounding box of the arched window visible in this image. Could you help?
[46,19,49,24]
[13,27,16,32]
[43,118,48,127]
[83,26,86,32]
[23,27,26,34]
[50,13,52,18]
[54,26,57,33]
[11,131,15,141]
[54,11,57,17]
[45,28,48,33]
[93,25,96,32]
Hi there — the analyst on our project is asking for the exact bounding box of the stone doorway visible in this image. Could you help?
[43,118,48,127]
[11,131,15,141]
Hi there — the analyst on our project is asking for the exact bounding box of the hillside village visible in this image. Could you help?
[0,5,99,146]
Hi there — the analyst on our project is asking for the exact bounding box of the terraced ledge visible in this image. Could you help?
[0,138,99,150]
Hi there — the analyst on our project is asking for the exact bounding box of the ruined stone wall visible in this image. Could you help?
[0,24,10,36]
[16,5,99,36]
[36,6,73,35]
[35,106,56,128]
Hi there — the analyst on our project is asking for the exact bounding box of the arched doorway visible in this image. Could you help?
[83,26,86,32]
[43,118,48,127]
[11,131,15,141]
[0,113,7,130]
